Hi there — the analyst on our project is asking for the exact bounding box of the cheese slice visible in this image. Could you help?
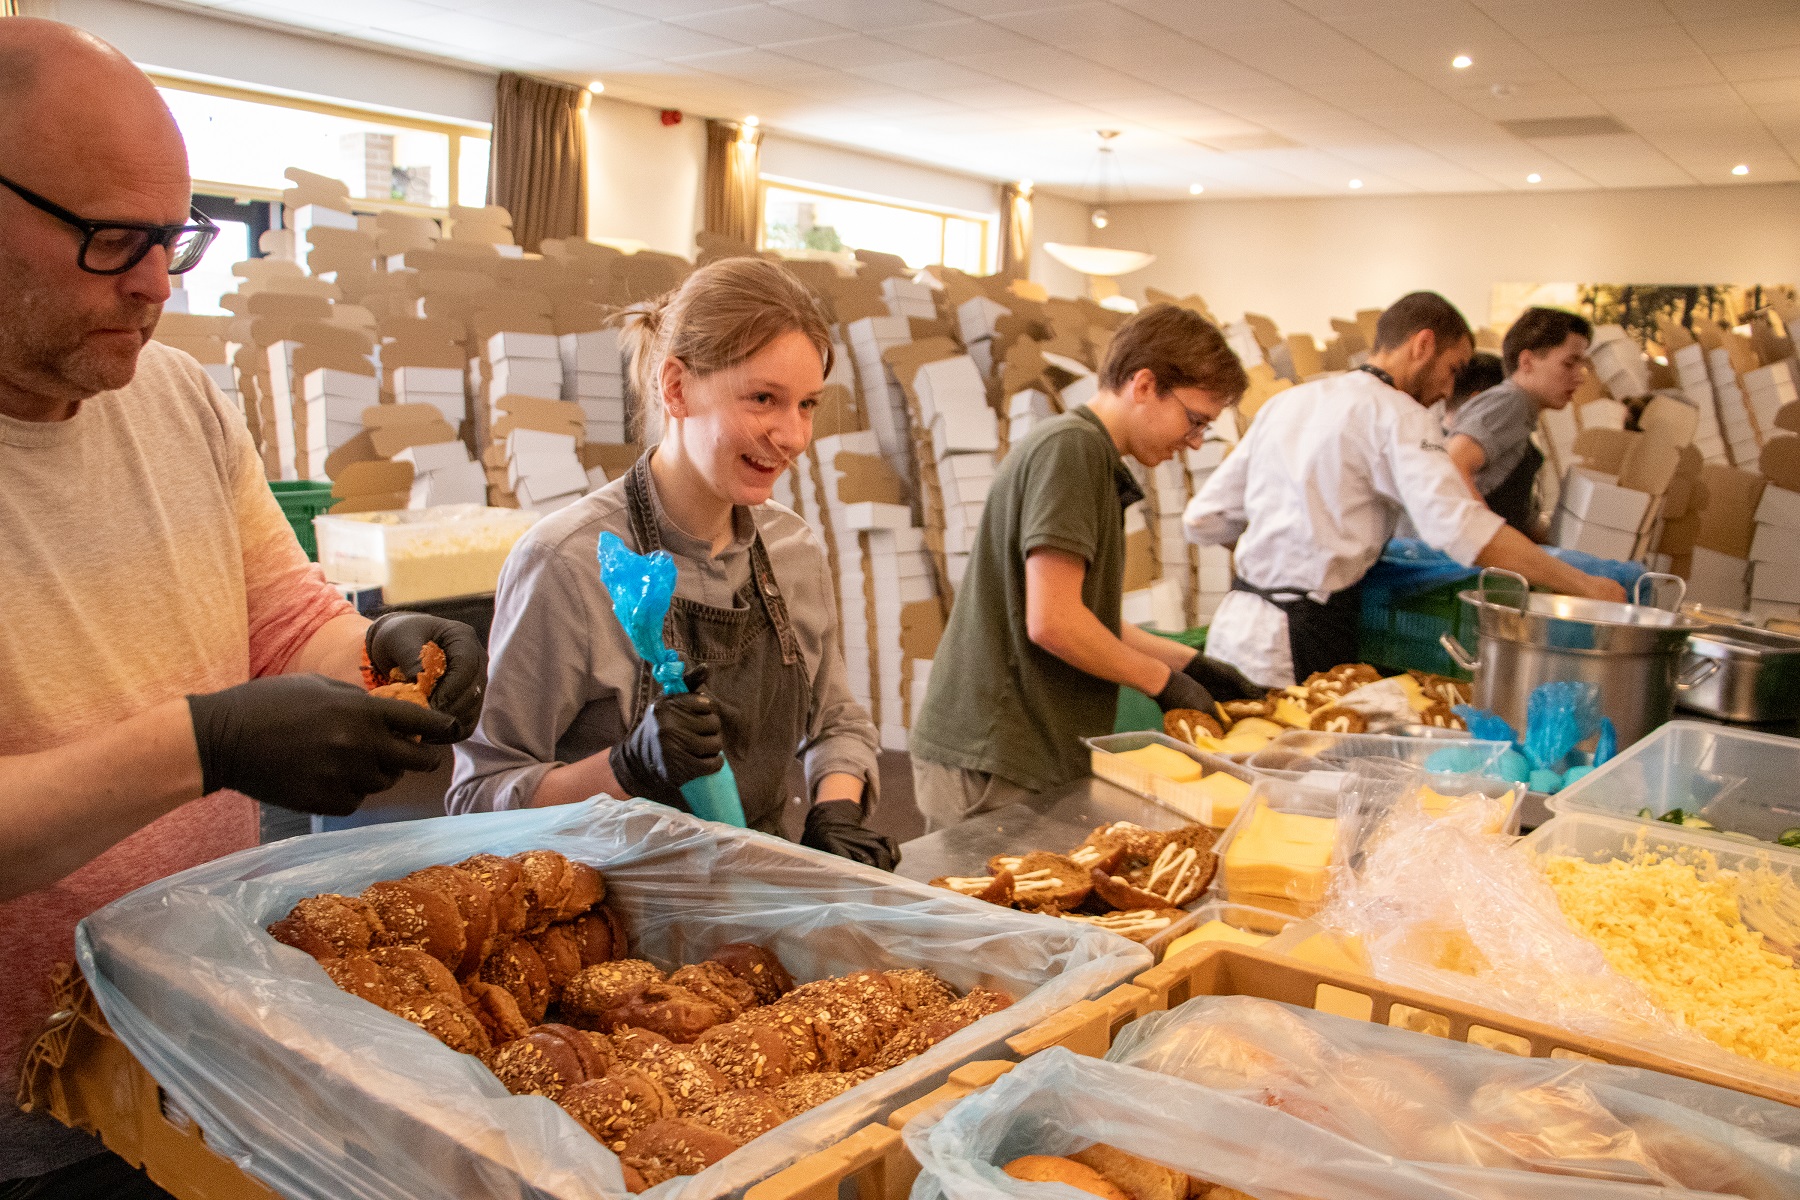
[1418,785,1515,835]
[1195,771,1252,827]
[1113,743,1203,783]
[1166,920,1270,959]
[1282,930,1369,975]
[1271,698,1314,728]
[1223,801,1337,905]
[1228,717,1284,741]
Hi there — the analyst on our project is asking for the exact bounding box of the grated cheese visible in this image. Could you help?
[1543,854,1800,1071]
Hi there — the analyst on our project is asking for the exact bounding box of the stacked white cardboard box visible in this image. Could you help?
[956,296,1010,378]
[1008,388,1056,444]
[1120,501,1185,632]
[1708,346,1760,470]
[1223,321,1265,368]
[1750,483,1800,622]
[1548,468,1653,561]
[505,427,588,514]
[561,329,627,446]
[845,316,915,496]
[1588,325,1650,398]
[396,439,484,507]
[489,332,564,406]
[1149,456,1194,628]
[914,355,998,588]
[880,276,937,322]
[200,362,243,417]
[392,365,467,431]
[307,367,378,468]
[813,431,933,750]
[1672,343,1728,464]
[1741,362,1798,468]
[1187,419,1239,622]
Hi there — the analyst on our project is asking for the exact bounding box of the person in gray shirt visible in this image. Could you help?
[1446,308,1592,538]
[449,258,893,869]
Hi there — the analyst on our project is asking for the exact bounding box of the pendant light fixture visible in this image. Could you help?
[1087,129,1124,230]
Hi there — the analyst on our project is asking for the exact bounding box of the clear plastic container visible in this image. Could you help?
[1208,775,1343,918]
[1084,731,1279,828]
[1248,730,1509,779]
[1548,719,1800,859]
[314,504,540,603]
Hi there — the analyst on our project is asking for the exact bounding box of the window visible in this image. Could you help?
[151,74,491,213]
[760,179,991,274]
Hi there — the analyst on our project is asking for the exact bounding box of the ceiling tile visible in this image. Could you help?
[1711,48,1800,84]
[600,22,744,57]
[668,4,844,45]
[771,0,971,30]
[1676,15,1800,56]
[770,33,931,68]
[874,19,1044,59]
[848,57,998,90]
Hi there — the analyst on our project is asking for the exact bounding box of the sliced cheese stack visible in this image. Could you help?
[1165,920,1271,959]
[845,316,916,494]
[561,328,626,445]
[1222,799,1337,917]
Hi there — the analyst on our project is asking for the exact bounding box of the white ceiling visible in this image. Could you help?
[164,0,1800,199]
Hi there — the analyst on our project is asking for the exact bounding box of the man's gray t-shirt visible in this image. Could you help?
[1448,378,1539,497]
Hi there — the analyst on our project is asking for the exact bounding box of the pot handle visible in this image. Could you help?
[1675,653,1720,691]
[1634,571,1688,613]
[1476,567,1530,609]
[1439,633,1481,673]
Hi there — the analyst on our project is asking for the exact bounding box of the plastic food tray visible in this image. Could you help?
[1248,730,1509,779]
[1548,720,1800,862]
[1206,775,1344,918]
[314,503,539,604]
[1084,731,1276,828]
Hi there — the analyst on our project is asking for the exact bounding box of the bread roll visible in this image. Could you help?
[1002,1156,1129,1200]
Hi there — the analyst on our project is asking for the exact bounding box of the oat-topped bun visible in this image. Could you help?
[620,1118,742,1189]
[487,1023,613,1099]
[706,943,794,1004]
[361,879,466,971]
[268,893,387,960]
[557,1068,674,1150]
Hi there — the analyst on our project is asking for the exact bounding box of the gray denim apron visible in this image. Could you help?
[623,454,811,835]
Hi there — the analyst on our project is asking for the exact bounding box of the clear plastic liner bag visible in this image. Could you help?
[1106,996,1800,1196]
[76,800,1150,1200]
[1312,764,1800,1092]
[597,530,745,826]
[906,1045,1740,1200]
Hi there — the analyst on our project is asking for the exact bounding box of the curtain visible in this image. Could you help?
[704,119,762,247]
[999,181,1033,279]
[487,73,588,254]
[0,2,20,17]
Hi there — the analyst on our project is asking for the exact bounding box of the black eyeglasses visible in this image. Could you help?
[0,172,218,276]
[1170,393,1218,439]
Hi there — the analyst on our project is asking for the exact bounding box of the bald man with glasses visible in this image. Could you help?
[0,21,486,1196]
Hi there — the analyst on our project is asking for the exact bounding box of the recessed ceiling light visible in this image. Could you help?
[1189,182,1205,194]
[587,80,605,94]
[743,115,760,127]
[1526,173,1542,183]
[1452,54,1473,69]
[1732,163,1749,175]
[1348,179,1364,189]
[1019,178,1033,191]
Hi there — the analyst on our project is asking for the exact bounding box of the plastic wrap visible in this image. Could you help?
[1106,996,1800,1195]
[906,1046,1737,1200]
[76,800,1149,1200]
[597,530,745,826]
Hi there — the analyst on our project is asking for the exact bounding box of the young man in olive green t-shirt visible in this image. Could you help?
[909,305,1257,831]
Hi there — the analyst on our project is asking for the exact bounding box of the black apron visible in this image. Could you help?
[1229,576,1364,683]
[1483,440,1544,537]
[622,455,811,835]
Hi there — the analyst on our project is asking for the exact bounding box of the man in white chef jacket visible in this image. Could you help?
[1186,292,1627,688]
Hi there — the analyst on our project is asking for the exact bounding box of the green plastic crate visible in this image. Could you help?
[269,480,336,561]
[1358,577,1478,680]
[1114,625,1209,732]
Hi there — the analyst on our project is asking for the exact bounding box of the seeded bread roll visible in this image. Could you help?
[479,937,553,1024]
[628,1040,728,1111]
[391,991,490,1057]
[590,981,724,1042]
[557,1068,674,1151]
[269,893,387,960]
[620,1118,741,1188]
[524,923,585,1005]
[1069,1145,1188,1200]
[767,1067,878,1115]
[455,853,530,938]
[404,864,497,977]
[705,943,794,1004]
[320,954,402,1009]
[488,1023,614,1099]
[462,980,533,1046]
[563,960,665,1027]
[369,945,461,998]
[734,1006,823,1074]
[667,961,758,1020]
[362,879,467,971]
[694,1021,791,1089]
[609,1026,676,1063]
[881,968,958,1017]
[569,907,626,966]
[687,1089,792,1144]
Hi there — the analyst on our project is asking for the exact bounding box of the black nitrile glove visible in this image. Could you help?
[608,666,723,808]
[1153,666,1215,714]
[802,800,899,871]
[1181,653,1262,702]
[188,675,455,816]
[365,611,488,739]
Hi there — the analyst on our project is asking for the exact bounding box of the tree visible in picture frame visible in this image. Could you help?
[1577,284,1737,346]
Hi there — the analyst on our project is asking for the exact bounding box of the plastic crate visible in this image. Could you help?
[1357,576,1479,679]
[1248,730,1509,779]
[1549,720,1800,858]
[314,504,539,603]
[267,481,335,562]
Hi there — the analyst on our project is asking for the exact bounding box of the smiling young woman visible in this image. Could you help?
[448,258,895,869]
